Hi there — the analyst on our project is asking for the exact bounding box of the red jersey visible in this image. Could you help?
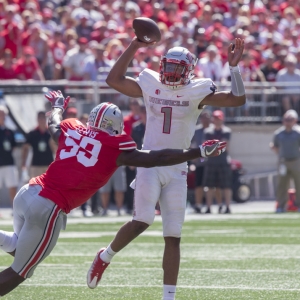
[49,41,66,64]
[0,63,17,79]
[15,57,39,79]
[29,118,136,213]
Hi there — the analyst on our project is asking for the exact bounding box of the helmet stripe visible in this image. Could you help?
[95,103,111,128]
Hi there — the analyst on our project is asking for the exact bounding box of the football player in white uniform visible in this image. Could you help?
[87,37,246,300]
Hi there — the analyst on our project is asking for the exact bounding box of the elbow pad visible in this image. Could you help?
[230,66,245,96]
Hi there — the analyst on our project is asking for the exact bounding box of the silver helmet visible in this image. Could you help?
[159,47,197,88]
[87,102,123,135]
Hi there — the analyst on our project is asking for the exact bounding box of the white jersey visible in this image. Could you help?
[136,68,215,152]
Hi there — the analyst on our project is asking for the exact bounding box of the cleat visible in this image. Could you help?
[87,248,110,289]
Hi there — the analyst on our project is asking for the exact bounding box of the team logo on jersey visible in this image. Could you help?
[155,89,160,95]
[181,171,187,176]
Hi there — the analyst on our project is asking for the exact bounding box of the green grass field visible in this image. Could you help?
[1,213,300,300]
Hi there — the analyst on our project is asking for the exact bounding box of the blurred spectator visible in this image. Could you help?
[259,19,282,45]
[194,28,208,58]
[239,52,265,82]
[48,28,66,80]
[260,53,278,82]
[0,105,18,207]
[131,104,146,150]
[99,166,127,216]
[15,47,45,80]
[21,111,55,179]
[21,24,49,76]
[147,56,160,72]
[71,0,103,25]
[123,98,142,136]
[64,106,78,119]
[123,98,142,215]
[105,39,124,64]
[63,37,91,80]
[203,110,232,214]
[0,49,17,80]
[223,2,239,28]
[132,48,148,72]
[0,5,20,58]
[39,8,57,35]
[75,11,93,39]
[205,13,233,43]
[198,45,223,81]
[270,110,300,213]
[198,5,213,29]
[21,10,36,33]
[276,54,300,112]
[180,12,194,37]
[90,21,107,43]
[273,50,288,71]
[83,43,112,82]
[63,29,78,51]
[190,110,212,213]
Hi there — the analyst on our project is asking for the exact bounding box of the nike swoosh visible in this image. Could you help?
[177,95,183,98]
[168,291,176,293]
[205,144,218,156]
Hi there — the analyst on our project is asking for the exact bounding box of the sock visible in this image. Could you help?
[100,244,116,263]
[0,231,17,253]
[163,284,176,300]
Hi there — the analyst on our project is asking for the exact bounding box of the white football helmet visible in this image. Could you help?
[159,47,197,88]
[87,102,123,135]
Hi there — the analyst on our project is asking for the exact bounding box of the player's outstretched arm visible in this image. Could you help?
[45,90,70,144]
[106,38,155,98]
[201,38,246,108]
[116,140,226,168]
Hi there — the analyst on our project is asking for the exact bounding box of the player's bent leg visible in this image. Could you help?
[87,220,150,289]
[0,267,25,296]
[11,185,65,280]
[87,168,160,289]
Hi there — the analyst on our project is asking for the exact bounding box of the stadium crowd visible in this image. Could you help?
[0,0,299,85]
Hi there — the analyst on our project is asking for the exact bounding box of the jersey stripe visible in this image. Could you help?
[95,103,110,128]
[19,205,61,278]
[119,146,136,150]
[119,141,136,145]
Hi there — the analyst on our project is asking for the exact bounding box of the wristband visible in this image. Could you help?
[229,65,240,72]
[229,65,245,96]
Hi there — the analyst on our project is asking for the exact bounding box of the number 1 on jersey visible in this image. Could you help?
[161,107,172,134]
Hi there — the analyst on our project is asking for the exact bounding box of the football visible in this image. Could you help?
[132,17,161,43]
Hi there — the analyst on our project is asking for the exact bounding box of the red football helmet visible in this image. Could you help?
[159,47,197,88]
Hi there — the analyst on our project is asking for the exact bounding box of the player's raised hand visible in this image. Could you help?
[227,38,244,67]
[199,139,227,158]
[45,90,70,112]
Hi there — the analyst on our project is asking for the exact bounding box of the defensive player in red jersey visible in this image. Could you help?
[0,90,226,296]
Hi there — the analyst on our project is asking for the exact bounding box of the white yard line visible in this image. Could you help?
[20,283,300,291]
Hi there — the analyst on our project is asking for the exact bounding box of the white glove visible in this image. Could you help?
[199,139,227,158]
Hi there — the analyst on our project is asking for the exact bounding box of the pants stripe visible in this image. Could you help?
[19,205,61,277]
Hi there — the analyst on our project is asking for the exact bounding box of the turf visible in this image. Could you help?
[1,213,300,299]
